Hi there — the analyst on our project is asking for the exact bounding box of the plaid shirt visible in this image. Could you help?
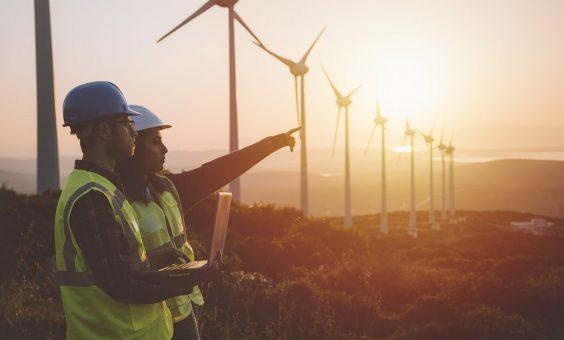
[70,160,189,304]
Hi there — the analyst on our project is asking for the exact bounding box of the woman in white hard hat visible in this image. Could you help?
[116,105,300,339]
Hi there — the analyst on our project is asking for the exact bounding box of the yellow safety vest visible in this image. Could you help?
[54,169,173,340]
[130,175,204,323]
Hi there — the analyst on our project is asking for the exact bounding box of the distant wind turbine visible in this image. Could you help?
[253,27,326,216]
[157,0,263,202]
[322,66,361,228]
[34,0,60,194]
[365,103,389,234]
[420,126,439,230]
[446,136,456,222]
[405,119,418,238]
[437,132,448,221]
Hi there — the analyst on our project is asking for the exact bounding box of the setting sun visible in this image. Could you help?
[392,145,412,153]
[374,52,443,123]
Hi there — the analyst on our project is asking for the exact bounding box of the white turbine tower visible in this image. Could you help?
[35,0,60,194]
[437,132,448,221]
[157,0,263,202]
[446,137,456,222]
[253,27,326,216]
[405,120,418,238]
[420,127,439,230]
[365,103,388,234]
[322,66,361,228]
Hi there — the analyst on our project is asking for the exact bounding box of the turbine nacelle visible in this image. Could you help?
[290,63,309,77]
[321,66,361,105]
[422,134,434,144]
[404,120,416,138]
[157,0,261,45]
[374,103,387,126]
[337,97,352,107]
[405,129,417,137]
[375,116,387,126]
[255,27,325,78]
[216,0,239,7]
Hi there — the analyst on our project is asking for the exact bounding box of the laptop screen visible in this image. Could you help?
[209,192,232,265]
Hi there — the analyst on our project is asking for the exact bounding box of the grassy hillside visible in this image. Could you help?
[1,187,563,339]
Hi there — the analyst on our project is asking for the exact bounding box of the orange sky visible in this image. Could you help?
[0,0,563,158]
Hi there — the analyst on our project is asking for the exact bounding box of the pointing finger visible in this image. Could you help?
[286,126,302,136]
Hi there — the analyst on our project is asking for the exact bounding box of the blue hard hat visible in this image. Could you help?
[129,105,172,132]
[62,81,140,127]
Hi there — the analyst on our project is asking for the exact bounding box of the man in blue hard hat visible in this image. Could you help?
[54,81,213,340]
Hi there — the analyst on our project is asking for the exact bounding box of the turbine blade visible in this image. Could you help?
[376,102,382,119]
[157,0,215,43]
[321,65,344,99]
[299,26,326,64]
[332,107,341,157]
[429,120,436,136]
[252,41,295,68]
[345,84,363,98]
[233,11,264,46]
[364,124,377,155]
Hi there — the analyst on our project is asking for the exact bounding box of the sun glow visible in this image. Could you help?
[392,145,412,153]
[374,52,443,122]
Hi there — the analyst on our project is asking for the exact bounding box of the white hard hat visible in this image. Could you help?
[129,105,172,132]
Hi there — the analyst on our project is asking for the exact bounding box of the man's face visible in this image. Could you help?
[106,116,137,160]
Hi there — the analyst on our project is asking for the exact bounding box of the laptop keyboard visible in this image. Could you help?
[159,260,208,272]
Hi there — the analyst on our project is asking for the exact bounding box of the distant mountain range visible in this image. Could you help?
[1,152,563,218]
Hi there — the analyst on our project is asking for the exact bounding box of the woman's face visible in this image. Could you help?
[137,128,168,173]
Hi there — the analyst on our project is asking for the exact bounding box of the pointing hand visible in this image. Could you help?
[284,126,302,152]
[270,127,302,152]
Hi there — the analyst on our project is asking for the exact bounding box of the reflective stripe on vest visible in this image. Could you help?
[54,169,172,340]
[131,175,204,322]
[61,181,147,274]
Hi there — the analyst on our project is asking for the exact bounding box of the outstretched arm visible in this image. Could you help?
[167,128,300,212]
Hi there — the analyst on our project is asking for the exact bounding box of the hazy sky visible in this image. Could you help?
[0,0,563,158]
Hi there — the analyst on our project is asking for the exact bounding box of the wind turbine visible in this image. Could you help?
[35,0,60,194]
[365,103,388,234]
[157,0,263,202]
[446,137,456,222]
[405,119,418,238]
[420,126,439,230]
[322,66,361,228]
[437,132,448,221]
[253,27,326,216]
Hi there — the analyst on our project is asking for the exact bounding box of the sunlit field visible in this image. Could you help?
[1,188,563,339]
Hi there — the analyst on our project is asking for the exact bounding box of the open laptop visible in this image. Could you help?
[154,192,232,275]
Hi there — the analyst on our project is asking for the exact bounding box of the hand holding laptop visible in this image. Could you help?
[142,192,233,283]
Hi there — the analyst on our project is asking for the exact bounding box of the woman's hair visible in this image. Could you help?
[116,131,169,204]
